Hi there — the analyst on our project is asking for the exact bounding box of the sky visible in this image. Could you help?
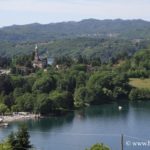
[0,0,150,27]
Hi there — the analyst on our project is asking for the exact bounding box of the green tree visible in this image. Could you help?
[7,132,17,150]
[74,87,88,108]
[0,103,8,115]
[15,125,32,150]
[86,72,114,104]
[0,75,13,95]
[15,93,35,112]
[85,143,110,150]
[7,126,33,150]
[32,75,56,93]
[57,73,76,92]
[0,141,12,150]
[35,93,52,115]
[50,90,73,110]
[86,71,130,103]
[129,88,150,101]
[13,88,24,98]
[2,94,14,109]
[76,71,87,88]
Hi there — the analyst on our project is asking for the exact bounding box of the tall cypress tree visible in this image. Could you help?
[8,132,17,150]
[15,125,32,150]
[8,125,33,150]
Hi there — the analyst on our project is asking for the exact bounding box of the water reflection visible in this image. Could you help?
[9,113,75,133]
[75,101,129,120]
[0,101,150,150]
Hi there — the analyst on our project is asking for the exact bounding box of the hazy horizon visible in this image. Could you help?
[1,18,150,28]
[0,0,150,27]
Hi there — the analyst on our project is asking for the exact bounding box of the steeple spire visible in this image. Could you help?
[32,44,48,68]
[34,44,40,61]
[35,44,38,50]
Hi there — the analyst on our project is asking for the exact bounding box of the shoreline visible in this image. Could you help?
[0,113,40,123]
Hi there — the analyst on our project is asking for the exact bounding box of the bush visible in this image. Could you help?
[129,88,150,101]
[85,143,110,150]
[0,103,8,115]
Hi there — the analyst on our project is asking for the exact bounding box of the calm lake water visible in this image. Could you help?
[0,101,150,150]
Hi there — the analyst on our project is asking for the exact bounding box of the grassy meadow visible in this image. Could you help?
[129,78,150,89]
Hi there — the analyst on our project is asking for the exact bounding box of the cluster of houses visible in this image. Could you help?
[0,45,96,76]
[0,45,48,76]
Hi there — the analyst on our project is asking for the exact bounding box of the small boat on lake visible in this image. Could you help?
[118,106,122,110]
[0,123,8,127]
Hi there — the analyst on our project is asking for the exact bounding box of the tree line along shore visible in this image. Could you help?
[0,47,149,118]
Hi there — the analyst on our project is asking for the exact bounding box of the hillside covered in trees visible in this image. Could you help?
[0,19,149,116]
[1,19,150,42]
[0,47,149,115]
[0,38,148,62]
[0,19,150,61]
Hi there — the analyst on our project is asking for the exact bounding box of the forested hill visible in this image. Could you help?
[1,19,150,42]
[0,38,147,61]
[1,19,150,61]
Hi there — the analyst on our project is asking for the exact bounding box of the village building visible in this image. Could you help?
[32,45,48,68]
[0,69,11,75]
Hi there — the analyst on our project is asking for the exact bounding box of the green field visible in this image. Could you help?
[129,78,150,89]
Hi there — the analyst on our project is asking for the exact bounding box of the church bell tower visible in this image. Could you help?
[34,45,40,61]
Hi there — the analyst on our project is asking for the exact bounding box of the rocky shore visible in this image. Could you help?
[0,113,40,123]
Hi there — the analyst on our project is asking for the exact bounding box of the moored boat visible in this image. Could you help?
[0,123,8,127]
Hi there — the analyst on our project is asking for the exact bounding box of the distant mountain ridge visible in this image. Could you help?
[0,19,150,60]
[1,19,150,42]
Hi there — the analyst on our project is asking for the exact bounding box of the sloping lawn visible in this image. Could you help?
[129,78,150,89]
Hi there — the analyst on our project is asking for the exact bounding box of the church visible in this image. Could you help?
[32,45,48,69]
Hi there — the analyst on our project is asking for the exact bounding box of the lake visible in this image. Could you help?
[48,58,54,65]
[0,101,150,150]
